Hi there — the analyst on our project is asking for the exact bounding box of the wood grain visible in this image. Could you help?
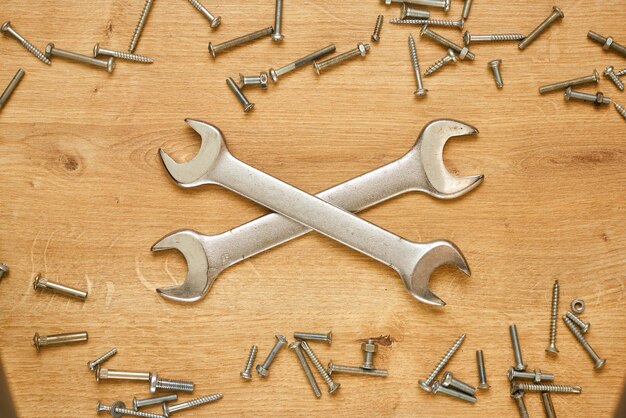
[0,0,625,417]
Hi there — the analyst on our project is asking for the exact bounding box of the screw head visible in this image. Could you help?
[448,49,459,62]
[210,16,221,29]
[33,332,41,351]
[463,31,471,46]
[208,42,217,58]
[313,62,322,75]
[552,6,565,18]
[243,102,255,113]
[106,57,115,73]
[489,59,502,68]
[592,69,600,83]
[371,34,380,42]
[507,368,516,381]
[272,33,284,42]
[269,68,279,83]
[458,18,465,30]
[418,379,432,392]
[93,43,100,58]
[441,371,453,386]
[110,401,125,418]
[162,403,171,418]
[545,343,559,354]
[384,0,392,4]
[149,373,158,393]
[240,370,252,380]
[604,66,615,76]
[414,88,428,97]
[400,3,409,19]
[510,389,524,399]
[327,360,334,375]
[95,401,107,412]
[431,381,442,394]
[328,382,341,394]
[0,21,10,32]
[288,341,301,349]
[594,358,606,369]
[478,382,491,390]
[33,274,43,290]
[419,25,429,37]
[444,0,451,12]
[44,43,55,59]
[132,397,139,410]
[256,364,269,377]
[564,87,573,100]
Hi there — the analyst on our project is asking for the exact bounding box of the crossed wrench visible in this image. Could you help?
[153,119,483,306]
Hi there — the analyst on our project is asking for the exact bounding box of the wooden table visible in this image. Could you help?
[1,0,625,416]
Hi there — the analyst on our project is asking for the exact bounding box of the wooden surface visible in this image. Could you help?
[1,0,625,417]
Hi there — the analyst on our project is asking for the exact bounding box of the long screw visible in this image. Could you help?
[186,0,221,28]
[441,371,476,396]
[518,6,564,50]
[489,59,504,88]
[604,66,625,91]
[401,4,430,20]
[463,31,526,46]
[384,0,450,12]
[512,382,582,394]
[418,334,465,392]
[240,345,258,380]
[289,341,322,398]
[615,103,626,121]
[508,367,554,383]
[293,331,332,344]
[33,331,88,351]
[545,279,559,354]
[461,0,473,19]
[588,31,626,58]
[1,21,51,65]
[162,393,223,416]
[226,77,254,113]
[129,0,154,53]
[209,26,274,58]
[420,26,475,60]
[564,87,611,106]
[431,381,477,403]
[565,311,590,333]
[300,340,340,394]
[88,348,118,371]
[476,350,490,390]
[93,44,153,63]
[45,44,115,73]
[539,70,600,94]
[327,361,388,377]
[133,394,178,410]
[0,69,25,110]
[33,274,88,300]
[390,18,464,30]
[97,401,165,418]
[424,49,457,76]
[511,391,530,418]
[272,0,285,42]
[269,44,336,82]
[408,34,427,97]
[256,335,288,377]
[313,43,370,75]
[509,325,527,371]
[542,392,557,418]
[371,15,384,42]
[562,315,606,369]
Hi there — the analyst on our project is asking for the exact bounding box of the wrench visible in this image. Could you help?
[155,119,482,306]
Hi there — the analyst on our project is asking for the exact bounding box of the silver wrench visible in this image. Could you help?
[155,120,483,306]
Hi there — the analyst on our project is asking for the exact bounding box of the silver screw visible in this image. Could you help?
[463,31,526,46]
[293,331,332,344]
[289,341,322,398]
[239,72,269,89]
[562,315,606,369]
[431,381,477,403]
[488,59,504,88]
[384,0,451,13]
[226,77,254,113]
[162,393,222,417]
[507,367,554,383]
[418,334,465,392]
[0,70,24,111]
[545,279,559,354]
[45,43,115,73]
[256,335,288,377]
[518,6,564,50]
[133,394,178,410]
[420,26,475,60]
[461,0,473,19]
[327,361,388,377]
[615,103,626,121]
[539,69,600,94]
[588,31,626,58]
[564,87,611,106]
[542,392,557,418]
[96,367,150,382]
[441,371,476,396]
[209,26,274,58]
[300,340,340,394]
[128,0,154,53]
[476,350,489,390]
[240,345,258,380]
[33,273,88,300]
[511,391,530,418]
[371,15,384,42]
[97,401,165,418]
[512,381,582,394]
[361,339,378,369]
[88,348,118,371]
[269,44,336,83]
[1,21,51,65]
[390,18,464,30]
[93,44,153,63]
[149,373,194,394]
[186,0,221,28]
[33,331,88,351]
[565,311,590,333]
[313,43,370,75]
[271,0,285,42]
[615,68,626,77]
[509,324,527,371]
[424,49,457,76]
[401,4,430,20]
[604,66,625,91]
[408,34,427,97]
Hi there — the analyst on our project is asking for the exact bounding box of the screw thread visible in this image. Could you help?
[113,406,165,417]
[547,279,559,349]
[424,55,453,76]
[615,103,626,120]
[565,311,589,332]
[88,348,118,370]
[316,45,369,71]
[587,31,606,44]
[129,0,154,53]
[391,18,463,28]
[300,341,336,388]
[615,69,626,77]
[188,0,210,15]
[516,382,582,394]
[512,396,530,418]
[156,378,194,392]
[110,50,153,63]
[0,69,25,109]
[20,38,51,65]
[408,34,420,74]
[172,393,223,412]
[371,15,384,41]
[489,33,526,41]
[423,334,465,385]
[606,72,625,90]
[242,345,257,376]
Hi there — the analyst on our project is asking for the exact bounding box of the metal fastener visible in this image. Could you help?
[240,345,258,380]
[45,43,115,73]
[542,392,557,418]
[420,26,475,60]
[401,4,430,20]
[518,6,564,50]
[424,49,457,76]
[508,367,554,383]
[239,72,269,89]
[615,68,626,77]
[511,391,530,418]
[361,338,378,369]
[293,331,332,344]
[565,311,590,333]
[33,331,88,351]
[96,368,193,393]
[509,324,527,371]
[512,381,582,394]
[186,0,221,28]
[149,373,194,394]
[313,42,370,75]
[384,0,450,13]
[539,70,599,94]
[226,77,254,113]
[615,103,626,121]
[564,87,611,106]
[33,273,88,300]
[133,394,178,410]
[371,15,384,42]
[96,367,150,382]
[1,21,51,65]
[93,44,153,63]
[162,393,222,417]
[431,381,477,403]
[587,31,626,58]
[463,31,526,46]
[604,66,625,91]
[562,315,606,369]
[476,350,489,390]
[441,371,476,396]
[97,401,165,418]
[272,0,285,42]
[256,335,288,377]
[488,59,503,88]
[88,348,118,371]
[545,279,559,354]
[289,341,322,398]
[300,340,340,393]
[461,0,473,19]
[327,361,388,377]
[128,0,154,53]
[0,263,8,279]
[0,69,24,111]
[209,26,274,58]
[390,18,464,30]
[408,34,427,97]
[418,334,465,392]
[269,44,336,82]
[570,298,585,314]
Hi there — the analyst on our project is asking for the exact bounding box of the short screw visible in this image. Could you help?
[33,273,88,300]
[615,103,626,121]
[507,367,554,383]
[93,44,153,63]
[327,360,388,377]
[1,21,51,65]
[149,373,194,394]
[97,400,165,418]
[615,68,626,77]
[488,59,504,88]
[269,44,336,83]
[539,69,600,94]
[45,43,115,73]
[384,0,451,13]
[518,6,564,50]
[420,26,475,60]
[128,0,155,53]
[186,0,221,28]
[418,334,465,392]
[371,15,384,42]
[463,31,526,46]
[461,0,473,19]
[256,335,288,377]
[162,393,223,417]
[604,66,625,91]
[209,26,274,59]
[476,350,490,390]
[545,279,559,354]
[87,347,118,371]
[509,324,527,371]
[565,311,590,333]
[562,315,606,369]
[300,340,340,394]
[400,4,430,20]
[240,345,258,380]
[564,87,611,106]
[408,34,427,97]
[424,49,457,76]
[431,381,477,403]
[390,18,464,30]
[226,77,254,113]
[511,391,530,418]
[542,392,557,418]
[133,394,178,410]
[33,331,88,351]
[512,381,582,394]
[0,69,25,111]
[361,338,378,369]
[239,72,269,89]
[293,331,332,344]
[588,31,626,58]
[313,43,370,75]
[441,371,477,396]
[289,341,322,398]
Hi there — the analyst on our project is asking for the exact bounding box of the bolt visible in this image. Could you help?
[408,34,427,97]
[300,340,340,394]
[289,341,322,398]
[269,44,336,82]
[149,373,194,394]
[97,401,165,418]
[461,0,473,19]
[431,381,477,403]
[133,394,178,410]
[518,6,564,50]
[545,279,559,354]
[476,350,490,390]
[33,331,88,351]
[564,87,611,106]
[240,345,258,380]
[507,367,555,383]
[371,15,384,42]
[512,381,582,394]
[327,360,388,377]
[93,44,153,63]
[604,66,625,91]
[162,393,222,417]
[420,26,475,60]
[226,77,254,113]
[96,367,151,382]
[0,69,25,111]
[186,0,221,28]
[209,26,274,58]
[463,31,526,46]
[256,335,288,377]
[418,334,465,392]
[542,392,557,418]
[615,103,626,121]
[488,59,504,88]
[1,21,51,65]
[33,273,88,300]
[313,43,370,75]
[565,311,590,333]
[45,43,115,73]
[401,4,430,20]
[510,391,530,418]
[128,0,154,53]
[441,371,477,396]
[509,324,527,371]
[424,49,457,76]
[361,338,378,369]
[384,0,450,12]
[588,31,626,58]
[271,0,285,42]
[562,315,606,369]
[390,18,464,30]
[88,348,118,371]
[539,70,600,94]
[293,331,332,344]
[239,72,269,89]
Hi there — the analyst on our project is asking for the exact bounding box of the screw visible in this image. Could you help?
[509,325,527,371]
[401,4,430,20]
[565,311,590,333]
[226,77,254,113]
[542,392,557,418]
[545,279,559,354]
[256,335,288,377]
[384,0,451,13]
[300,340,340,394]
[186,0,221,28]
[539,70,600,94]
[33,273,88,300]
[269,44,336,83]
[45,43,115,73]
[313,42,370,75]
[149,373,194,394]
[240,345,258,380]
[424,49,457,76]
[289,341,322,398]
[408,34,427,97]
[93,44,153,63]
[1,21,51,65]
[88,348,118,371]
[96,367,151,382]
[418,334,465,392]
[390,18,464,30]
[518,6,564,50]
[361,339,378,369]
[441,371,477,396]
[271,0,285,42]
[239,72,269,89]
[463,31,526,46]
[512,381,582,394]
[615,68,626,77]
[615,103,626,121]
[420,26,475,60]
[507,367,554,383]
[293,331,332,344]
[209,26,274,58]
[162,393,222,417]
[0,69,25,111]
[488,59,504,88]
[562,315,606,369]
[33,331,88,351]
[128,0,154,53]
[461,0,473,19]
[0,263,8,279]
[564,87,611,106]
[588,31,626,58]
[476,350,490,390]
[133,394,178,410]
[431,381,477,403]
[97,401,165,418]
[511,391,530,418]
[371,15,384,42]
[327,360,388,377]
[604,66,625,91]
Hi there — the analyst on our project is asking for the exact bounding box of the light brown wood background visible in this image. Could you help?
[1,0,625,417]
